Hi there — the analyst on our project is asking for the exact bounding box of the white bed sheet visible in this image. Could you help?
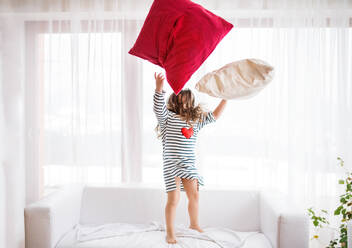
[56,222,272,248]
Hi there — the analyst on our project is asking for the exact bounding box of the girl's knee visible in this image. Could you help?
[167,199,179,207]
[188,191,199,201]
[167,190,180,206]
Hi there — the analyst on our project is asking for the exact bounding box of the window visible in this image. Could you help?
[40,32,122,188]
[35,22,351,198]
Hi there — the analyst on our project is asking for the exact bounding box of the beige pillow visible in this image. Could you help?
[195,58,274,99]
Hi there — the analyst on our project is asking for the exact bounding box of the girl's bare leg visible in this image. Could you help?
[181,178,203,232]
[165,176,181,244]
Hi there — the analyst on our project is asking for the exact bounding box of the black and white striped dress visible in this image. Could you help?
[153,90,216,193]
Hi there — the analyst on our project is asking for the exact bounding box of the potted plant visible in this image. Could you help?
[308,157,352,248]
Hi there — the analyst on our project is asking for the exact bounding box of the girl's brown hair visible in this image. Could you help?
[155,89,206,138]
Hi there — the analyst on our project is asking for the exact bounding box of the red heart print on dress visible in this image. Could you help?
[181,127,194,139]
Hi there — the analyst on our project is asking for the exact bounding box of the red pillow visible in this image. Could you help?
[128,0,233,95]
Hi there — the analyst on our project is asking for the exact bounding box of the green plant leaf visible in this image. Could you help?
[307,208,314,215]
[313,219,319,227]
[347,184,352,192]
[335,206,343,215]
[339,179,345,184]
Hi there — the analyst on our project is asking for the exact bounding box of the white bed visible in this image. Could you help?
[57,227,272,248]
[25,185,308,248]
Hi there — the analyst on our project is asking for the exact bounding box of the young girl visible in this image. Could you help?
[153,72,227,244]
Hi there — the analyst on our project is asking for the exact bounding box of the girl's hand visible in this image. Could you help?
[154,72,165,93]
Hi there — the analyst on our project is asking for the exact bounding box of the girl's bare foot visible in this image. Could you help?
[166,233,177,244]
[189,225,204,233]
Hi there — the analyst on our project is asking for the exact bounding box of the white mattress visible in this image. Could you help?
[56,222,272,248]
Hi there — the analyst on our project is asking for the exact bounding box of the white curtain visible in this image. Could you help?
[0,1,351,248]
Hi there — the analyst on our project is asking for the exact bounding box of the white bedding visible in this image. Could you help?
[56,222,272,248]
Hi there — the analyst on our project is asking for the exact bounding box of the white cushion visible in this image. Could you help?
[79,186,260,231]
[195,58,274,99]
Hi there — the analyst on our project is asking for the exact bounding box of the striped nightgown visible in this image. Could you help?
[153,90,216,193]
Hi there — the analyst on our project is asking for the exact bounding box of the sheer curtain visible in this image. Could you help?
[0,1,352,248]
[195,17,352,205]
[21,13,146,202]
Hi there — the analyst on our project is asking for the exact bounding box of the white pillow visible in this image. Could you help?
[195,58,274,99]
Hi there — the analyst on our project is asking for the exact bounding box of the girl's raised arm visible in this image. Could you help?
[212,99,227,120]
[198,99,227,130]
[153,72,168,128]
